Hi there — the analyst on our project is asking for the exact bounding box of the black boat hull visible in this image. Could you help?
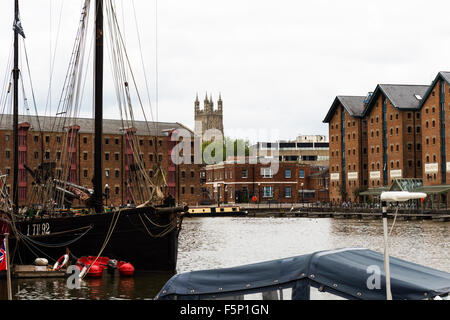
[8,207,183,272]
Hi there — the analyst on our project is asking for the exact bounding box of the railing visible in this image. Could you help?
[234,201,449,214]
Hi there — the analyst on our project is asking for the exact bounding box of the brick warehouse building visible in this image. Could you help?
[323,96,368,203]
[203,158,329,204]
[0,115,202,207]
[362,84,427,188]
[418,71,450,205]
[324,84,429,203]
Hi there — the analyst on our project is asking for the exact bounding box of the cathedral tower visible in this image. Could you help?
[194,92,224,139]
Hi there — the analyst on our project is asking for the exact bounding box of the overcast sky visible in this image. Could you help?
[1,0,450,143]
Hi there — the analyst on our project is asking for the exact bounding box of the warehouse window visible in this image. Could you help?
[299,170,305,179]
[285,169,291,179]
[263,186,273,198]
[262,168,273,178]
[285,186,292,198]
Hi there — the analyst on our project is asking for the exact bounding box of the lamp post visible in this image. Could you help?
[258,183,261,209]
[379,191,427,300]
[301,182,304,206]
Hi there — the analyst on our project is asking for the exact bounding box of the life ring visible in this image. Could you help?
[53,254,69,271]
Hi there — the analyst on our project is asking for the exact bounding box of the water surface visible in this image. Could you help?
[1,217,448,299]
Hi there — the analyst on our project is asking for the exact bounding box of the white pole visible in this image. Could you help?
[381,203,392,300]
[379,192,427,301]
[4,233,12,300]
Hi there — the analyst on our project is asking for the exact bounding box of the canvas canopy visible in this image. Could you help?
[155,248,450,300]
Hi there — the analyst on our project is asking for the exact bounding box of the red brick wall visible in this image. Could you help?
[366,94,385,187]
[1,128,201,207]
[328,103,365,203]
[329,105,343,203]
[421,79,450,185]
[205,161,328,204]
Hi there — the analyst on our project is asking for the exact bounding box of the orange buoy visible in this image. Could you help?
[87,264,104,278]
[118,262,135,277]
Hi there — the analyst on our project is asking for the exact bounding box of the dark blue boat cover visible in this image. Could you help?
[155,248,450,300]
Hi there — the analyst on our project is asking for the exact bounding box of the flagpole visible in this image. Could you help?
[4,233,12,300]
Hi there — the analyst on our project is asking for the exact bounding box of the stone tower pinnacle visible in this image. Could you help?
[195,93,200,112]
[194,92,224,140]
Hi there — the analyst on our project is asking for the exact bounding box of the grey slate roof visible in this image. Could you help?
[418,71,450,109]
[323,96,366,123]
[378,84,429,109]
[0,114,193,136]
[363,84,429,116]
[337,96,366,116]
[439,71,450,84]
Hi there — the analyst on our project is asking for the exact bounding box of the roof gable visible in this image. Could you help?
[363,84,429,116]
[418,71,450,109]
[323,96,366,123]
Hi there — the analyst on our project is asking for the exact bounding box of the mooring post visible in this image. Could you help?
[4,233,12,300]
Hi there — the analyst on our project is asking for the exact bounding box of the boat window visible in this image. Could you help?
[214,295,245,300]
[214,288,293,300]
[309,286,347,300]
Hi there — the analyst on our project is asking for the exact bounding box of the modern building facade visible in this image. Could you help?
[250,135,329,166]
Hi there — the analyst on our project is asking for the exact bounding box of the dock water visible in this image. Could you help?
[243,208,450,221]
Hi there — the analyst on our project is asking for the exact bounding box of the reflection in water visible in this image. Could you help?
[178,217,449,273]
[1,217,449,299]
[8,272,173,300]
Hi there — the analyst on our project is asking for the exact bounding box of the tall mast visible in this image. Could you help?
[93,0,104,212]
[12,0,20,214]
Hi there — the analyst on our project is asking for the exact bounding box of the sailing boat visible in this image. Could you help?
[0,0,187,272]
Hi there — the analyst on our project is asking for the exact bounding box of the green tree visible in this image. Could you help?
[202,137,250,164]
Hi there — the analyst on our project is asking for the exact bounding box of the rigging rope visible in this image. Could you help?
[105,0,166,205]
[138,214,178,238]
[389,206,399,237]
[43,0,64,131]
[80,209,122,280]
[22,41,42,132]
[131,0,155,124]
[15,225,93,248]
[0,37,14,125]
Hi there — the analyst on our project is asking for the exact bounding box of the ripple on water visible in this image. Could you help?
[2,217,448,299]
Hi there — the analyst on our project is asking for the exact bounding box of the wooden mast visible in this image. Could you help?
[12,0,20,215]
[93,0,104,212]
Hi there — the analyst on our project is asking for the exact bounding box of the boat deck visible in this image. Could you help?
[13,265,66,278]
